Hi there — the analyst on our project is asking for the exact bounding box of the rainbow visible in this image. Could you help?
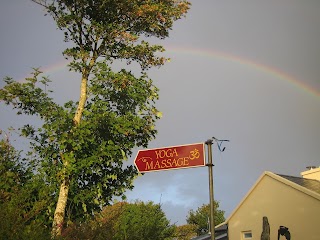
[15,59,70,83]
[40,60,70,75]
[17,46,320,99]
[165,45,320,99]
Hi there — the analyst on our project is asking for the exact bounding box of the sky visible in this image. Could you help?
[1,0,320,226]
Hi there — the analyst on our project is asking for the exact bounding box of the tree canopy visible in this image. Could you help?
[61,201,175,240]
[0,131,51,239]
[112,201,175,240]
[187,202,225,236]
[173,224,197,240]
[0,0,190,237]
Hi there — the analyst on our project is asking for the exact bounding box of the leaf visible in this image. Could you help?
[121,149,127,160]
[156,111,163,118]
[82,203,87,213]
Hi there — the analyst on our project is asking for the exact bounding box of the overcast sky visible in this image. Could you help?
[1,0,320,226]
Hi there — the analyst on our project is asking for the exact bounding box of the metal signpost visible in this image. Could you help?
[134,138,228,240]
[205,139,215,240]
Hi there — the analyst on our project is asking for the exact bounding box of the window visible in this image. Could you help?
[242,231,252,239]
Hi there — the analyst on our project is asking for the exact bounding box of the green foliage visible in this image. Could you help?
[186,202,225,236]
[0,132,51,240]
[0,67,158,221]
[0,131,28,202]
[33,0,190,71]
[114,201,175,240]
[173,224,197,240]
[1,0,190,235]
[61,201,175,240]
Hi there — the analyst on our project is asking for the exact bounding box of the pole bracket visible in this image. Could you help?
[206,163,215,167]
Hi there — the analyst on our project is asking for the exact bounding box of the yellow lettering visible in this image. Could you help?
[155,148,179,159]
[145,161,154,170]
[166,149,172,157]
[177,158,184,166]
[155,150,162,159]
[172,148,178,157]
[154,160,160,169]
[161,159,168,168]
[166,159,172,167]
[150,149,191,170]
[172,158,177,167]
[183,157,189,166]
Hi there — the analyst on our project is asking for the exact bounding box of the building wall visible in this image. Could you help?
[227,174,320,240]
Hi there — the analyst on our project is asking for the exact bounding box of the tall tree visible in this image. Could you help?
[1,0,190,237]
[187,202,225,236]
[0,131,51,239]
[173,224,197,240]
[0,131,28,203]
[104,201,175,240]
[62,201,175,239]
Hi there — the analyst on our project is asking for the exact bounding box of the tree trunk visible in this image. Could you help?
[51,57,95,237]
[73,74,88,125]
[51,76,87,237]
[73,57,96,125]
[51,179,70,237]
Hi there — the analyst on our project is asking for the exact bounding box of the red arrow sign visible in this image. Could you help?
[134,143,205,173]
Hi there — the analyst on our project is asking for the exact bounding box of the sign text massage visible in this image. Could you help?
[134,143,205,173]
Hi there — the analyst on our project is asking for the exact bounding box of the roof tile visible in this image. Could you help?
[277,174,320,195]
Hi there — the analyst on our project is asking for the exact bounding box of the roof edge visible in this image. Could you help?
[267,171,320,200]
[223,171,268,223]
[223,171,320,224]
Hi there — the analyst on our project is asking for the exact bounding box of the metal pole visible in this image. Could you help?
[205,139,215,240]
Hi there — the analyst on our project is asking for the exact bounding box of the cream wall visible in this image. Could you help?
[227,173,320,240]
[301,167,320,180]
